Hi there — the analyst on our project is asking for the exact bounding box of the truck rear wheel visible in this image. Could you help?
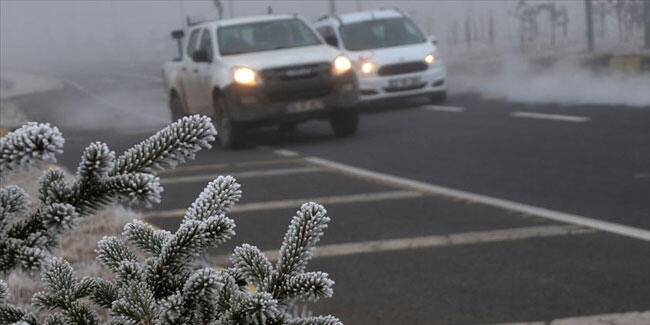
[330,109,359,137]
[214,96,243,149]
[169,94,183,122]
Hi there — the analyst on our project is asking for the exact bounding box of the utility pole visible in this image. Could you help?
[645,0,650,49]
[355,0,362,11]
[489,12,495,47]
[228,0,234,18]
[329,0,336,15]
[585,0,595,52]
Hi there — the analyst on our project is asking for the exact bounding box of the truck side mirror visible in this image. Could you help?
[171,30,184,39]
[192,50,211,63]
[324,35,339,48]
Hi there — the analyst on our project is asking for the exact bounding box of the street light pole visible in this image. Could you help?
[329,0,336,15]
[585,0,595,52]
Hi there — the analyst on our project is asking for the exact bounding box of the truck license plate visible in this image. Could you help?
[388,77,421,89]
[287,99,325,113]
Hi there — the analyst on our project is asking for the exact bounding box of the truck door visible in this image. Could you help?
[194,28,216,117]
[182,28,201,113]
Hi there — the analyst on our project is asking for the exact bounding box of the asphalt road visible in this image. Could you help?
[8,60,650,324]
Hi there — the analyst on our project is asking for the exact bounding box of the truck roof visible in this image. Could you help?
[193,14,298,29]
[320,9,404,26]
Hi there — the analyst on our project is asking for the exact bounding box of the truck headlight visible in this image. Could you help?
[233,67,259,86]
[425,54,435,65]
[360,61,375,74]
[333,56,352,75]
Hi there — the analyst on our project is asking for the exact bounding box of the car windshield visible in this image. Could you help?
[339,17,426,51]
[218,18,322,55]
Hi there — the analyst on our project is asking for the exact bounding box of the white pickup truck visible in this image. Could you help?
[162,14,359,148]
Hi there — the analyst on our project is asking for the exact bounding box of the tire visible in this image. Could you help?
[429,91,447,104]
[214,96,243,149]
[330,109,359,137]
[169,93,184,122]
[278,122,298,135]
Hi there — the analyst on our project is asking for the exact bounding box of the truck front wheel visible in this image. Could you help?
[214,96,243,149]
[169,94,183,122]
[330,109,359,137]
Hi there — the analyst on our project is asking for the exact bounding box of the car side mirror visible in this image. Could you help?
[323,35,339,48]
[192,49,211,63]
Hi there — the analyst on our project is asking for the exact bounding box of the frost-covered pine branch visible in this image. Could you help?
[0,122,64,177]
[0,115,216,273]
[1,116,341,324]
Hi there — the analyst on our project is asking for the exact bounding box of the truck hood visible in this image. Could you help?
[221,44,341,69]
[348,42,435,66]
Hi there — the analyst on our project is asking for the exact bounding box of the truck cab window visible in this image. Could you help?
[199,28,213,61]
[186,29,200,59]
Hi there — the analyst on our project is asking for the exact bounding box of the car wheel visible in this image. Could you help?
[330,109,359,137]
[169,94,184,122]
[214,96,243,149]
[429,91,447,104]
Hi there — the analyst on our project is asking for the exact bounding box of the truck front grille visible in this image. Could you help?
[261,62,333,102]
[377,61,428,76]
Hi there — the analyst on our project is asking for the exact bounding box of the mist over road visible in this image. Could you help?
[9,59,650,325]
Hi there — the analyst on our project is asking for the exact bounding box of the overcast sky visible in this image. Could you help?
[1,0,588,70]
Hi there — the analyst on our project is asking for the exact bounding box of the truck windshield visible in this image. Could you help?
[218,19,322,55]
[339,17,426,51]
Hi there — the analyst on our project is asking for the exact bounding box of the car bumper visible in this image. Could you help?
[357,64,446,102]
[223,71,358,126]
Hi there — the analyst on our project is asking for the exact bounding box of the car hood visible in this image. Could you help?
[221,44,341,70]
[348,42,435,66]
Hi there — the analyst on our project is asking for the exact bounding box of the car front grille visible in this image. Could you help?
[377,61,428,76]
[261,62,333,102]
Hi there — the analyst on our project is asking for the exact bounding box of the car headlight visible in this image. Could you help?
[360,61,375,74]
[333,56,352,75]
[425,54,435,65]
[233,67,259,86]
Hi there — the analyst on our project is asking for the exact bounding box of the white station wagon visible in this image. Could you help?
[314,9,447,104]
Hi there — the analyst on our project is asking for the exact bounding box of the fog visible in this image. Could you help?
[1,0,648,107]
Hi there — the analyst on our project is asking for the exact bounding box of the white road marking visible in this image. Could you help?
[111,71,162,82]
[143,190,421,219]
[489,310,650,325]
[160,167,322,185]
[634,173,649,179]
[212,225,592,264]
[305,157,650,242]
[421,105,466,113]
[510,111,590,123]
[273,149,299,157]
[60,78,155,120]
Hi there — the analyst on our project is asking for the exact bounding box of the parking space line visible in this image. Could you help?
[510,111,590,123]
[211,225,592,264]
[273,149,299,157]
[158,158,302,175]
[305,157,650,242]
[160,166,322,185]
[421,105,466,113]
[488,309,650,325]
[143,190,422,219]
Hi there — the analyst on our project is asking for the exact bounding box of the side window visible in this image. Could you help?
[317,25,338,47]
[186,28,200,59]
[198,28,213,60]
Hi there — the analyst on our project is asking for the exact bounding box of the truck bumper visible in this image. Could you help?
[222,71,358,127]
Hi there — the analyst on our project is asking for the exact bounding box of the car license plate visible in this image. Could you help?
[287,99,325,113]
[388,77,421,89]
